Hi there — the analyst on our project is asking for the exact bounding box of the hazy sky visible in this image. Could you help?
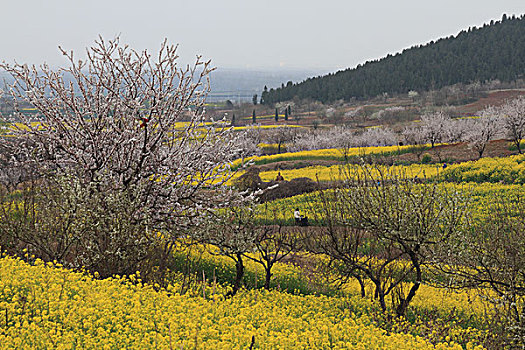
[1,0,523,72]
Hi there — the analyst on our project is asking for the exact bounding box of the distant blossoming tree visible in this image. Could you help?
[465,106,501,158]
[420,111,451,148]
[501,96,525,154]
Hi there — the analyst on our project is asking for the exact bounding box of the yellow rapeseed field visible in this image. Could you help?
[258,163,442,182]
[0,255,484,349]
[230,144,429,169]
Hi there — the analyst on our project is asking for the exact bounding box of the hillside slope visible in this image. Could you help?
[262,15,525,104]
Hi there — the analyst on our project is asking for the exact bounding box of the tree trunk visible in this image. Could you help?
[229,253,244,296]
[264,265,272,290]
[395,259,422,317]
[373,280,387,312]
[357,276,366,298]
[158,241,174,288]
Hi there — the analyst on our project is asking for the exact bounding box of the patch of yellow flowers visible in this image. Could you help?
[0,255,485,349]
[441,154,525,184]
[258,163,442,182]
[231,145,428,169]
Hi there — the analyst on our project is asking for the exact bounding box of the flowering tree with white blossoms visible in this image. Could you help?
[500,95,525,154]
[0,37,249,277]
[354,127,397,147]
[266,125,297,154]
[465,106,501,159]
[419,111,451,148]
[290,126,354,152]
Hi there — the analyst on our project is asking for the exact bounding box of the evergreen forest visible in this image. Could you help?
[262,15,525,104]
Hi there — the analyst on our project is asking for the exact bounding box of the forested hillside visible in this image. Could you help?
[262,14,525,104]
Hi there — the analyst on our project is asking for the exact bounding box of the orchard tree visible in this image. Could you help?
[0,37,246,277]
[402,125,428,160]
[266,126,296,154]
[501,96,525,153]
[355,127,397,147]
[233,127,261,161]
[290,126,349,152]
[466,106,501,158]
[420,111,450,148]
[308,165,467,316]
[245,206,302,290]
[445,118,469,143]
[196,193,260,296]
[276,102,294,122]
[434,196,525,347]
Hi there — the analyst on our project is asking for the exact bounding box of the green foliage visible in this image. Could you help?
[421,153,432,164]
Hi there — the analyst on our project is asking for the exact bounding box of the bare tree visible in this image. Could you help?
[266,126,296,154]
[195,194,259,296]
[0,37,245,276]
[308,165,467,316]
[245,206,302,289]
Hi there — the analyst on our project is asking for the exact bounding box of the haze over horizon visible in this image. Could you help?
[1,0,524,73]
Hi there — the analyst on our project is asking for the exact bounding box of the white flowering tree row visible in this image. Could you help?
[289,96,524,159]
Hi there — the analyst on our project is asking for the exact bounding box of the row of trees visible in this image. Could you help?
[285,96,524,160]
[196,164,524,346]
[403,96,525,158]
[290,125,397,154]
[314,167,523,346]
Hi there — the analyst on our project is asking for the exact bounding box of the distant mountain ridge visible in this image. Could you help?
[262,14,525,104]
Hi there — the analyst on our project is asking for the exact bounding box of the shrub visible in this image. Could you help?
[421,153,433,164]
